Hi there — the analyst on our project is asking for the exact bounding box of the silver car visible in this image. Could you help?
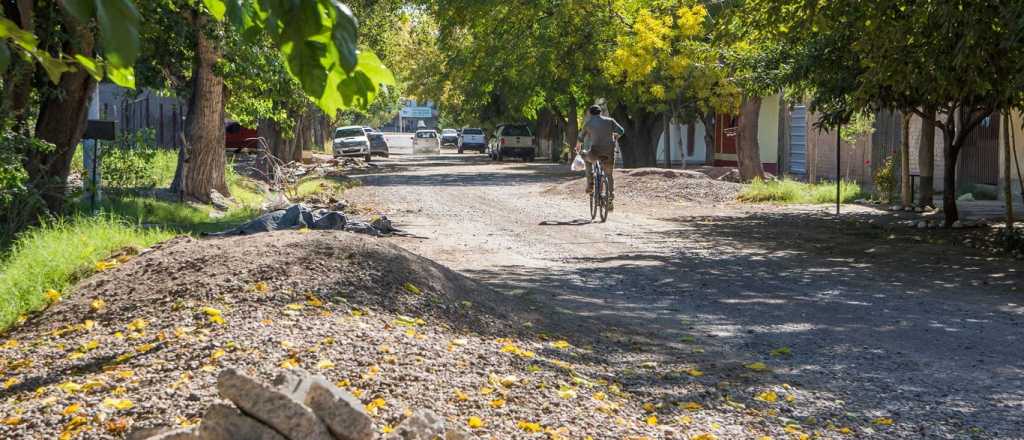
[333,126,371,161]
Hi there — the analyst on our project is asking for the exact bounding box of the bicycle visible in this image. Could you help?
[590,158,610,222]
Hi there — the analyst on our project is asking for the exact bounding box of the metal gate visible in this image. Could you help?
[789,105,807,174]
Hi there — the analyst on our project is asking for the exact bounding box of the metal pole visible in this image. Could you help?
[836,125,841,217]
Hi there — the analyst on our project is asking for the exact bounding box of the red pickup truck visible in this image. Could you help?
[225,121,258,151]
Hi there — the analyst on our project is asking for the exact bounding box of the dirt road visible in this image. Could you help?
[348,153,1024,439]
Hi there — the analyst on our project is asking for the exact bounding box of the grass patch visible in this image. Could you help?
[738,178,864,204]
[290,176,361,200]
[0,216,174,330]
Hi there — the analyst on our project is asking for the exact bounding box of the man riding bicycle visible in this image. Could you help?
[576,105,625,211]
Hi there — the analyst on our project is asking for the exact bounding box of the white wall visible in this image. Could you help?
[656,120,708,165]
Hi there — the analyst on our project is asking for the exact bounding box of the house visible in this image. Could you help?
[654,93,785,172]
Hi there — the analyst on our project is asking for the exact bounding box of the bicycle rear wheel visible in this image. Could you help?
[598,172,610,222]
[590,175,599,220]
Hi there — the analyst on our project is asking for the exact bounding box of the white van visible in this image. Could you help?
[413,130,441,155]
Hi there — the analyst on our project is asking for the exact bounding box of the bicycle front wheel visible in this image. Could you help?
[598,173,610,222]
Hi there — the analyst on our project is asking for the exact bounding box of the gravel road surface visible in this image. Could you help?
[348,153,1024,439]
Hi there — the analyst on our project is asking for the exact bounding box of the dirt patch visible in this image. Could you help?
[548,166,744,203]
[0,232,686,439]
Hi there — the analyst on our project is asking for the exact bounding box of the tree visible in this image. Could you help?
[740,0,1024,226]
[2,0,394,206]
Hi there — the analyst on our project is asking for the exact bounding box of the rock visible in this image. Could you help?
[384,409,447,440]
[890,205,902,211]
[216,368,332,440]
[132,427,198,440]
[445,426,473,440]
[915,207,924,212]
[197,404,286,440]
[952,221,964,229]
[903,206,914,212]
[274,368,374,440]
[210,189,233,211]
[917,221,928,229]
[958,193,975,202]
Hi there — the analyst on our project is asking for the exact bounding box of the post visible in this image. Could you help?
[836,125,841,217]
[83,87,101,211]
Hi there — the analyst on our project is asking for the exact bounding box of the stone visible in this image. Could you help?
[274,368,374,440]
[384,409,446,440]
[197,404,286,440]
[209,189,233,211]
[952,220,964,229]
[132,427,198,440]
[917,221,928,229]
[217,368,332,440]
[445,426,473,440]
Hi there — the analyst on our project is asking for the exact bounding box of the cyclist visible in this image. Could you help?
[576,105,625,210]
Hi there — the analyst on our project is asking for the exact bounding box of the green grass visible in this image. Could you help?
[738,178,864,204]
[0,216,174,330]
[0,153,358,332]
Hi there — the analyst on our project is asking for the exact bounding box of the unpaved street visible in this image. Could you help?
[350,153,1024,439]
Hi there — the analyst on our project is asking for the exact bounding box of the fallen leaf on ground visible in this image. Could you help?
[102,397,134,410]
[682,401,703,411]
[402,282,421,294]
[873,417,894,426]
[770,347,791,356]
[686,368,704,377]
[745,362,770,372]
[45,289,62,302]
[551,340,571,349]
[517,420,542,432]
[645,415,658,426]
[467,416,484,429]
[62,403,82,416]
[756,390,778,403]
[316,360,335,370]
[490,398,505,408]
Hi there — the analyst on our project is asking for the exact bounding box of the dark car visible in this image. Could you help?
[368,132,389,157]
[440,128,459,147]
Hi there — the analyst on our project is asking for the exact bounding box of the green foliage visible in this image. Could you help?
[872,156,897,203]
[739,178,863,204]
[0,133,56,246]
[0,215,174,330]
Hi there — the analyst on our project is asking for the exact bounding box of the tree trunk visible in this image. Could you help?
[1004,112,1014,229]
[612,104,661,168]
[26,16,96,213]
[900,112,912,207]
[942,126,959,227]
[171,14,228,202]
[698,110,715,165]
[1,0,35,134]
[918,107,936,207]
[736,97,765,181]
[563,96,579,159]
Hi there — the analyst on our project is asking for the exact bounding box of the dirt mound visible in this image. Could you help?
[549,167,744,203]
[4,232,651,439]
[621,168,710,180]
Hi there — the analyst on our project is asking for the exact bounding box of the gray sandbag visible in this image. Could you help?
[208,204,347,236]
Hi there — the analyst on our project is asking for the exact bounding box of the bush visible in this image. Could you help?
[873,155,897,203]
[0,132,56,246]
[738,178,863,204]
[100,129,163,190]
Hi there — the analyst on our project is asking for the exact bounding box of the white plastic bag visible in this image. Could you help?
[570,153,586,171]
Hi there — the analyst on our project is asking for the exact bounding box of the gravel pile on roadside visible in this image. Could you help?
[549,167,743,203]
[0,231,701,439]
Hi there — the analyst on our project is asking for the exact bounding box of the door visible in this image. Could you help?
[789,105,808,175]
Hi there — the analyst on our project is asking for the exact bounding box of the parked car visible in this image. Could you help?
[333,125,371,161]
[488,124,536,161]
[440,128,459,147]
[413,129,441,154]
[225,121,259,151]
[362,126,375,135]
[367,132,390,157]
[457,128,486,154]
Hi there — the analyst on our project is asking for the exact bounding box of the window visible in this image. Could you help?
[416,131,437,138]
[463,128,484,135]
[501,125,531,136]
[335,128,364,138]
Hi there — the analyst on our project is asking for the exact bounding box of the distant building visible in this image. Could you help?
[382,99,438,132]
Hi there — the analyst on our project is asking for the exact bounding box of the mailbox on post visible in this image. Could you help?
[83,119,117,212]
